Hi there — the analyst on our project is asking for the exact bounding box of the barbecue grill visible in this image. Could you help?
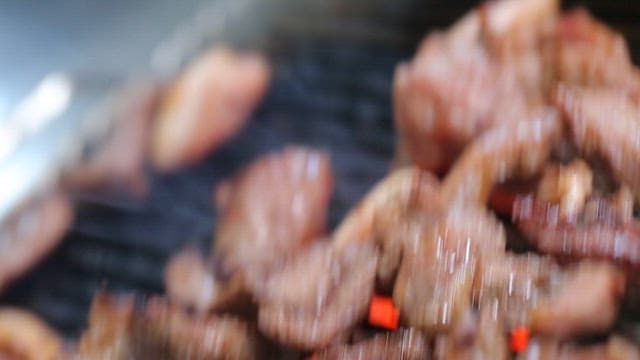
[1,0,639,340]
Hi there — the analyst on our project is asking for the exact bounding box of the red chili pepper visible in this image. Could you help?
[489,188,517,216]
[368,295,399,330]
[510,326,530,353]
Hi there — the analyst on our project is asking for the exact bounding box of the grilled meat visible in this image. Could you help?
[0,308,62,360]
[151,46,270,172]
[164,248,251,315]
[554,84,640,201]
[433,306,509,360]
[518,336,640,360]
[311,328,429,360]
[214,146,333,294]
[78,293,269,359]
[0,194,73,293]
[441,113,562,206]
[393,206,505,331]
[514,194,640,268]
[333,167,440,290]
[257,242,377,351]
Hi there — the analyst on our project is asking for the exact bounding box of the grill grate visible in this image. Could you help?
[3,0,640,339]
[0,39,407,337]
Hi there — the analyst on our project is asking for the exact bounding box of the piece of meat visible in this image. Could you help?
[77,292,269,359]
[214,147,333,292]
[77,292,136,359]
[612,186,634,223]
[311,328,429,360]
[518,336,640,360]
[529,261,625,339]
[133,298,270,359]
[333,167,440,290]
[164,248,252,315]
[441,112,562,206]
[554,9,640,90]
[0,193,73,293]
[393,0,557,174]
[433,306,509,360]
[474,253,623,339]
[0,308,62,360]
[481,0,558,40]
[482,0,558,100]
[393,206,505,332]
[333,167,440,249]
[481,0,558,50]
[151,46,270,172]
[554,84,640,200]
[473,253,560,329]
[62,82,160,196]
[536,160,593,219]
[257,242,377,351]
[393,31,528,174]
[513,194,640,268]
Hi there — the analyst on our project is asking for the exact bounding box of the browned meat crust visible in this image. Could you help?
[164,248,251,315]
[77,292,269,359]
[62,83,160,196]
[554,84,640,200]
[0,194,73,293]
[433,306,509,360]
[553,9,640,90]
[214,147,333,293]
[393,206,506,332]
[393,0,557,174]
[441,113,562,206]
[333,167,440,290]
[151,46,270,172]
[257,242,377,351]
[311,328,429,360]
[529,261,625,339]
[473,254,560,329]
[514,194,640,268]
[0,308,62,360]
[518,336,640,360]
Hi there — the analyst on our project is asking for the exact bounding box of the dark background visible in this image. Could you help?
[1,0,639,338]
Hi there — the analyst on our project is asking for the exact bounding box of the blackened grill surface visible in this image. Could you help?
[2,0,640,338]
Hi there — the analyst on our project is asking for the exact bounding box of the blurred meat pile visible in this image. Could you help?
[4,0,640,358]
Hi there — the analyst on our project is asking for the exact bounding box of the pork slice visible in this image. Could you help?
[393,0,558,174]
[473,253,559,329]
[529,261,625,339]
[164,248,253,315]
[77,292,136,359]
[333,167,440,249]
[442,112,562,206]
[133,298,269,359]
[518,336,640,360]
[214,146,333,292]
[151,46,270,172]
[311,328,429,360]
[333,167,440,290]
[0,194,73,293]
[481,0,558,49]
[62,82,160,195]
[78,293,269,359]
[554,9,639,90]
[257,242,377,351]
[433,306,509,360]
[393,33,529,174]
[514,194,640,268]
[393,206,505,331]
[0,308,62,360]
[554,84,640,201]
